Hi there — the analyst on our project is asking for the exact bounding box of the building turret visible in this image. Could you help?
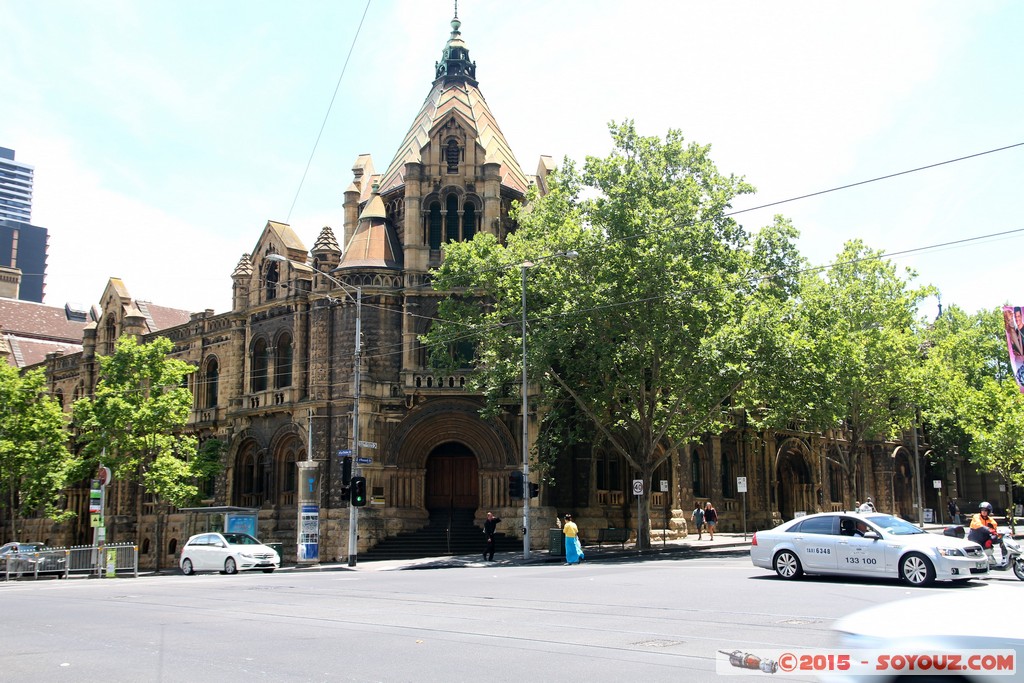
[231,253,253,312]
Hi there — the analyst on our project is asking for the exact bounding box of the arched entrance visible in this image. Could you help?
[892,448,915,520]
[776,441,814,521]
[425,442,480,512]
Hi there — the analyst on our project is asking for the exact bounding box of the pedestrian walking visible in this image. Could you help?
[704,502,719,541]
[562,514,584,565]
[483,512,501,562]
[947,499,960,525]
[691,502,705,540]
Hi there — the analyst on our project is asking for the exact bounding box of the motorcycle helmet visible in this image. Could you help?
[979,501,993,513]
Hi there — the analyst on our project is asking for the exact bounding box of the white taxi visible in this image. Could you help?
[750,512,988,586]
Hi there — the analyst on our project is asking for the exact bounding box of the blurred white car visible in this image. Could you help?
[750,512,988,586]
[826,585,1023,682]
[1,541,66,576]
[179,532,279,575]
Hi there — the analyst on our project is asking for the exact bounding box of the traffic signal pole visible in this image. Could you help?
[347,288,362,567]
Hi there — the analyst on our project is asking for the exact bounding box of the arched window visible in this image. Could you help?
[204,357,219,408]
[463,202,476,240]
[54,390,64,411]
[445,194,459,242]
[429,201,442,249]
[251,339,269,392]
[721,453,733,498]
[103,317,116,355]
[278,437,301,506]
[236,442,270,507]
[829,456,843,503]
[720,437,737,498]
[265,261,280,301]
[691,450,706,498]
[274,334,292,389]
[446,139,460,174]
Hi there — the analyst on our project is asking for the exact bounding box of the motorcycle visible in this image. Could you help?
[992,531,1024,580]
[944,524,1024,580]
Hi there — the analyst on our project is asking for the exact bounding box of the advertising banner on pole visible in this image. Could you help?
[1002,305,1024,392]
[299,504,320,562]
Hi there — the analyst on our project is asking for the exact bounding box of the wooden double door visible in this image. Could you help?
[425,443,479,511]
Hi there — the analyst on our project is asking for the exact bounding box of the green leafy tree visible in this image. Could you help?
[916,306,1007,480]
[0,364,77,525]
[793,240,934,504]
[73,336,215,568]
[965,377,1024,496]
[425,122,804,548]
[919,306,1024,512]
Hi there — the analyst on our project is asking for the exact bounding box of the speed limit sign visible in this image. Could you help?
[632,480,644,496]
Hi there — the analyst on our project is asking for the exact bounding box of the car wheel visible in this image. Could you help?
[773,550,803,579]
[181,558,195,576]
[262,568,275,573]
[1013,557,1024,581]
[900,553,935,587]
[224,557,238,575]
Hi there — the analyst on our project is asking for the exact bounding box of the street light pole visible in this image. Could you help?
[520,262,532,560]
[519,251,577,560]
[266,254,362,566]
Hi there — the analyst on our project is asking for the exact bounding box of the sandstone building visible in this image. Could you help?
[3,11,994,567]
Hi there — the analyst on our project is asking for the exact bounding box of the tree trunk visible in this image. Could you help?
[154,505,164,573]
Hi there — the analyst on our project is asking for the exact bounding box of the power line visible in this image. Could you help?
[726,142,1024,217]
[285,0,373,223]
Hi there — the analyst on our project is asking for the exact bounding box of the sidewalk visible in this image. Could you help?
[280,530,755,573]
[280,522,963,573]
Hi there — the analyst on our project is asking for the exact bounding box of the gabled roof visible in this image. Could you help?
[5,336,82,368]
[0,297,89,341]
[136,301,193,332]
[0,297,91,368]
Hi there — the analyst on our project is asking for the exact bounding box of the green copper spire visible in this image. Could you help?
[434,3,477,85]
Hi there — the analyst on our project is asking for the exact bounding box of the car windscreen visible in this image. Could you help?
[866,514,925,535]
[222,533,261,545]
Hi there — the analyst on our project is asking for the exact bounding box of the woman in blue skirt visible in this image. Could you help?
[563,514,584,564]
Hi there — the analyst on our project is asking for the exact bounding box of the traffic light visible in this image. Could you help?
[529,482,540,498]
[350,476,367,507]
[341,457,352,485]
[508,471,524,499]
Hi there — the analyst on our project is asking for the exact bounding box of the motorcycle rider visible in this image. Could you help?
[969,501,1001,564]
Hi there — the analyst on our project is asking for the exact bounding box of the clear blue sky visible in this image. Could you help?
[2,0,1022,317]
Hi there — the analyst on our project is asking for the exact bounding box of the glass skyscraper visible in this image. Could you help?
[0,147,33,222]
[0,147,46,302]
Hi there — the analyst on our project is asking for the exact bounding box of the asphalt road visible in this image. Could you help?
[0,548,1014,683]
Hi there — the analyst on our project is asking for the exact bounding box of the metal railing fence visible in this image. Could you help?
[2,543,138,581]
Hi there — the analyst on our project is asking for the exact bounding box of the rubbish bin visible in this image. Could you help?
[267,543,285,562]
[548,529,564,556]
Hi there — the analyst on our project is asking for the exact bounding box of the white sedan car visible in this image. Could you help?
[826,585,1022,682]
[750,512,988,586]
[179,532,280,575]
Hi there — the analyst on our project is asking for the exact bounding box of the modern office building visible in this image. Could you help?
[0,147,34,222]
[0,219,48,303]
[0,149,48,303]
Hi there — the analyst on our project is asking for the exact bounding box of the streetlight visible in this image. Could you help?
[266,254,362,567]
[520,250,577,559]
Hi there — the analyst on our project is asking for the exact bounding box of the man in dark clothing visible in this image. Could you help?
[483,512,501,561]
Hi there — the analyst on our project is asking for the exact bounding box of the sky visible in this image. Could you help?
[2,0,1022,317]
